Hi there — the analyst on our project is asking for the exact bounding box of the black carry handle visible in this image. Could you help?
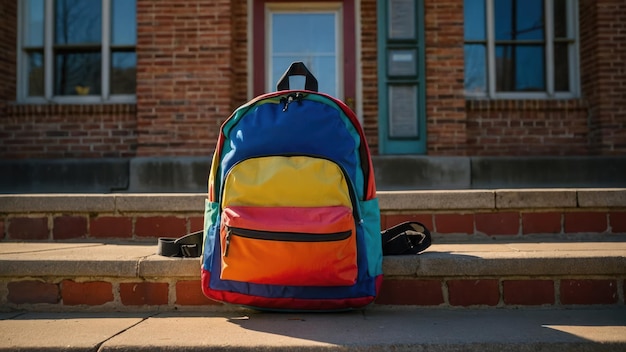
[276,62,318,92]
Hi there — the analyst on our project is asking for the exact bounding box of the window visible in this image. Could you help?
[18,0,136,103]
[266,4,341,98]
[464,0,579,98]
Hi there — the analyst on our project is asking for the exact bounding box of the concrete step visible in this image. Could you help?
[1,239,625,311]
[1,307,625,351]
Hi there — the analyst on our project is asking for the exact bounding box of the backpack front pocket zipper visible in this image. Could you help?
[224,227,352,257]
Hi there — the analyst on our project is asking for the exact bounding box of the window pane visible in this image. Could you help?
[272,14,335,53]
[495,0,544,41]
[55,51,101,95]
[271,12,337,96]
[464,0,486,40]
[388,85,418,138]
[496,45,545,92]
[24,0,44,46]
[554,43,570,91]
[553,0,568,38]
[388,0,415,39]
[55,0,102,44]
[27,51,44,96]
[112,0,136,45]
[464,44,487,93]
[111,51,136,94]
[388,49,417,76]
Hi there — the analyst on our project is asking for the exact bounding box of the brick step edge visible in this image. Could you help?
[1,189,626,241]
[1,241,625,311]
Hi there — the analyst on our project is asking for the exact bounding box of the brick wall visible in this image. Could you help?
[231,0,250,109]
[424,0,468,156]
[0,1,16,116]
[135,0,234,156]
[1,105,137,158]
[466,99,590,156]
[360,0,380,153]
[580,0,626,155]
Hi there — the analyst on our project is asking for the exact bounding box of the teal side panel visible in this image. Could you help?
[361,197,382,276]
[202,200,220,271]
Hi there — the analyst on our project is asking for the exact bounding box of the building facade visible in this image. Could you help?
[0,0,624,162]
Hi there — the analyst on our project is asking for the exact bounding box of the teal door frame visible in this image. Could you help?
[377,0,427,154]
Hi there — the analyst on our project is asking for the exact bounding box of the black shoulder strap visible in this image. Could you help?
[381,221,432,255]
[157,222,431,258]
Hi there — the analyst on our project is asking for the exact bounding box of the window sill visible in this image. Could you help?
[465,97,589,111]
[6,102,136,116]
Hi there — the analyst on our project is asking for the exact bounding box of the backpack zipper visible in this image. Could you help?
[224,226,351,257]
[280,92,304,112]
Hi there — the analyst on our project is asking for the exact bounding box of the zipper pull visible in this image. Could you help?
[224,228,232,257]
[282,95,295,112]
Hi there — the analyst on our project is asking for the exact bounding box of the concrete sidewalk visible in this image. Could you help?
[1,307,625,351]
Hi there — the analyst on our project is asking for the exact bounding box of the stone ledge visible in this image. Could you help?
[1,240,625,279]
[1,188,625,213]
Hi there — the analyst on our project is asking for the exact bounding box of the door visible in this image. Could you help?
[252,1,356,109]
[377,0,427,154]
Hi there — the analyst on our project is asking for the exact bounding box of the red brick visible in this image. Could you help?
[560,279,618,305]
[503,280,555,305]
[61,280,114,305]
[53,216,87,240]
[135,216,187,238]
[564,212,608,234]
[609,212,626,233]
[176,280,220,306]
[383,214,433,233]
[447,279,500,306]
[475,212,520,236]
[120,282,169,306]
[188,216,204,233]
[521,212,562,235]
[376,279,444,306]
[434,214,474,234]
[90,216,133,238]
[8,280,60,304]
[7,217,49,240]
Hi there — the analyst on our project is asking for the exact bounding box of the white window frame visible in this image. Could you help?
[265,2,343,99]
[465,0,580,100]
[17,0,135,104]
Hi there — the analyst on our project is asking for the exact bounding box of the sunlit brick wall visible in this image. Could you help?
[580,0,626,155]
[424,0,468,156]
[135,0,235,156]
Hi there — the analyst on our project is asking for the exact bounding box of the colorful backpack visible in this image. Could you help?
[158,62,431,311]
